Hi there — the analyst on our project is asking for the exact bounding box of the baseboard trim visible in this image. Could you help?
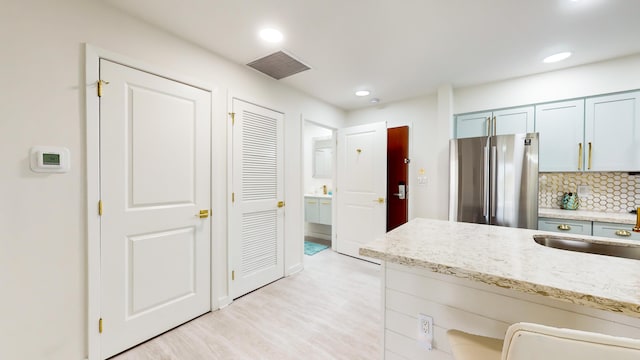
[286,263,304,277]
[217,296,232,309]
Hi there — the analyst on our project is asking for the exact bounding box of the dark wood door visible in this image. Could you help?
[387,126,409,231]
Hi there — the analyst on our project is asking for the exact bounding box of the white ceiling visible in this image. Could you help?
[101,0,640,110]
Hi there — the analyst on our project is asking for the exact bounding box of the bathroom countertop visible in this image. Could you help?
[539,208,638,225]
[304,194,332,199]
[360,218,640,318]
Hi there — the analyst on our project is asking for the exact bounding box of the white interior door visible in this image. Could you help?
[336,122,387,262]
[230,99,284,299]
[99,59,211,359]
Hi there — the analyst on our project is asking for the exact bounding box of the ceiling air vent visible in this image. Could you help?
[247,51,310,80]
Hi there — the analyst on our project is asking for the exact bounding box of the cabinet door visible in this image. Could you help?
[304,197,319,223]
[538,217,592,235]
[585,91,640,171]
[593,222,640,241]
[494,106,534,136]
[455,111,491,138]
[318,199,332,225]
[535,100,585,172]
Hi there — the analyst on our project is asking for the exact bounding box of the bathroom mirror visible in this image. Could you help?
[313,137,333,179]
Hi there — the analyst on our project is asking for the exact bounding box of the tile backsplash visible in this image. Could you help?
[539,172,639,212]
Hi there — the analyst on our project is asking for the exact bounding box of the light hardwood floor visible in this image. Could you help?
[112,249,381,360]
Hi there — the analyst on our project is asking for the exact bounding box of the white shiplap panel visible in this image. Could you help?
[387,261,640,329]
[385,307,464,355]
[383,264,640,360]
[385,329,453,360]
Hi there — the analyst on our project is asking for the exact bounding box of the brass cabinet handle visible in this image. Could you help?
[373,197,385,204]
[578,143,583,170]
[197,209,209,219]
[307,201,317,204]
[557,224,571,231]
[588,142,592,170]
[277,201,285,208]
[320,201,331,205]
[615,230,631,237]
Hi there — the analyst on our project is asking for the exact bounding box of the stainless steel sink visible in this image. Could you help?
[533,235,640,260]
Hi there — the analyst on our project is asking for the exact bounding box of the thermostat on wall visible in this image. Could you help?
[30,146,70,173]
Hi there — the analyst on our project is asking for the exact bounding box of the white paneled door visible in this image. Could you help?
[336,122,387,262]
[230,99,284,299]
[99,59,211,359]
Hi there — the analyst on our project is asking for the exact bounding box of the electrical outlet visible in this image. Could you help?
[417,313,433,350]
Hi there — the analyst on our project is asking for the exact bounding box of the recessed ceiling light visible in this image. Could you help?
[355,90,370,97]
[543,52,572,63]
[259,28,283,43]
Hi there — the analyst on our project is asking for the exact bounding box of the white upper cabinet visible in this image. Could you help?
[455,111,492,138]
[493,106,535,136]
[455,106,534,138]
[585,91,640,171]
[535,99,585,172]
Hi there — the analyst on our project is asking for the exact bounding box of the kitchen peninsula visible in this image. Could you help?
[360,218,640,360]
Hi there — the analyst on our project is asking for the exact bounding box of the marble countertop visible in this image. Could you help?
[360,218,640,318]
[540,208,638,225]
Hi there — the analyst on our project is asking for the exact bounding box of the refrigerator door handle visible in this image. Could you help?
[483,145,489,217]
[491,145,498,218]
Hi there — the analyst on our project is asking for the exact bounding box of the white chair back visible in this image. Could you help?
[502,322,640,360]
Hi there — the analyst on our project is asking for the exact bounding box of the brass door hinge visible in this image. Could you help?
[98,200,103,216]
[97,80,109,97]
[232,192,235,203]
[99,318,103,333]
[231,270,235,281]
[229,112,235,125]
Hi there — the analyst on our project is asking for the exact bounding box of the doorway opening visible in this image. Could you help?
[302,120,336,256]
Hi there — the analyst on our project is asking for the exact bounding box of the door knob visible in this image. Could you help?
[373,197,384,204]
[197,209,209,219]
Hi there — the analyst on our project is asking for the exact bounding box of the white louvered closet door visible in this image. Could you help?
[230,99,284,299]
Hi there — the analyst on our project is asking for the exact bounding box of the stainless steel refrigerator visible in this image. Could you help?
[449,133,539,229]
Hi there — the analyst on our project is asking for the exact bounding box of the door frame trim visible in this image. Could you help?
[386,125,411,231]
[386,122,414,220]
[300,118,338,253]
[84,44,216,360]
[226,93,287,299]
